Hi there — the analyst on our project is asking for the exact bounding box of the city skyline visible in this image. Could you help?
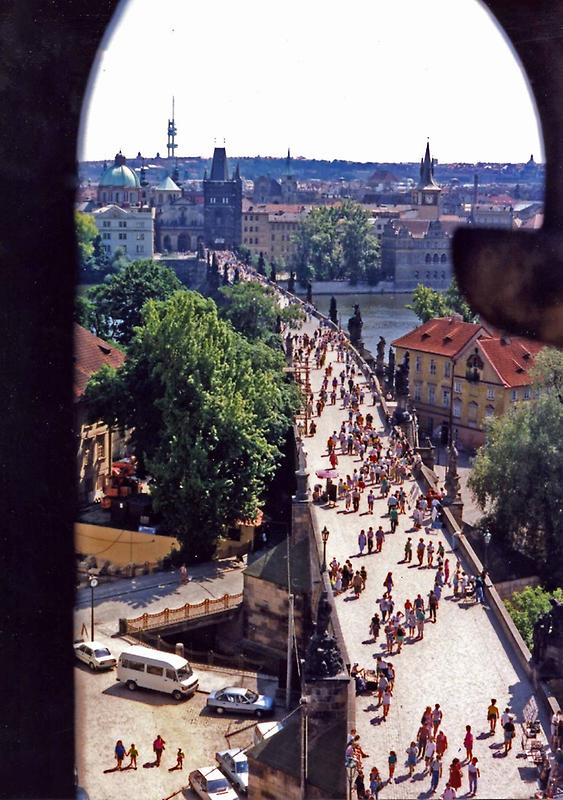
[79,0,544,165]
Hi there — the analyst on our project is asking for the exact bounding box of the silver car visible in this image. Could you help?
[73,640,116,671]
[189,766,238,800]
[215,749,249,794]
[206,686,275,717]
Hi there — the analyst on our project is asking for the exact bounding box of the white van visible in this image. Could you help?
[116,645,199,701]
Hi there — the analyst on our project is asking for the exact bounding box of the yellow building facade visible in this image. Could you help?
[242,203,307,264]
[393,318,543,449]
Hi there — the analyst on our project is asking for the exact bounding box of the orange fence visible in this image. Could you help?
[123,592,244,634]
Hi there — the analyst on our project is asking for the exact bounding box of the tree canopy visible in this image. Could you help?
[468,348,563,583]
[85,290,301,559]
[219,281,304,343]
[407,278,477,324]
[291,202,381,285]
[84,260,182,344]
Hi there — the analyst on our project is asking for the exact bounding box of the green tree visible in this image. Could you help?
[469,349,563,582]
[75,211,98,270]
[85,260,182,345]
[407,278,477,323]
[85,291,300,559]
[219,281,304,343]
[505,585,563,649]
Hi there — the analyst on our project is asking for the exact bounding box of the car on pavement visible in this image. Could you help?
[215,749,249,794]
[73,640,116,671]
[206,686,275,717]
[189,766,238,800]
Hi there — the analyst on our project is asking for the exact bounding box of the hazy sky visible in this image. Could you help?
[79,0,544,164]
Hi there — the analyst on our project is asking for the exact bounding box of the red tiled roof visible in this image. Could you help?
[74,323,125,400]
[477,336,544,388]
[391,317,484,357]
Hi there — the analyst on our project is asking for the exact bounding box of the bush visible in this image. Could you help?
[505,585,563,649]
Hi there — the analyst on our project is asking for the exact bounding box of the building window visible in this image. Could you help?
[433,253,439,263]
[415,356,421,373]
[222,197,229,204]
[442,388,451,408]
[102,221,111,228]
[118,221,127,228]
[425,253,431,263]
[414,383,422,401]
[137,233,145,240]
[444,362,451,378]
[102,232,110,240]
[430,359,436,375]
[441,253,447,263]
[485,405,494,418]
[136,245,144,253]
[511,389,518,401]
[453,398,462,418]
[523,387,530,400]
[210,198,216,204]
[468,401,479,423]
[428,384,436,404]
[118,233,127,240]
[487,387,495,400]
[104,245,111,254]
[96,437,105,461]
[454,381,462,394]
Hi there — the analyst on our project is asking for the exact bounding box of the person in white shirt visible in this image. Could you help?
[441,785,457,800]
[424,737,436,772]
[500,707,511,727]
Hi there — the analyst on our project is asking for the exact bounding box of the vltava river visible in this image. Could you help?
[313,293,418,356]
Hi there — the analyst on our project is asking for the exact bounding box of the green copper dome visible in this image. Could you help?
[99,152,140,189]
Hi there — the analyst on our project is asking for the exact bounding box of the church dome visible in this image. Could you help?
[99,153,140,189]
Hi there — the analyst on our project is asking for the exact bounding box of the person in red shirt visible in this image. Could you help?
[436,730,448,759]
[449,758,463,790]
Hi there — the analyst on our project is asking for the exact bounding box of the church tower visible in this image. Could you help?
[415,140,441,220]
[280,147,298,203]
[203,145,242,249]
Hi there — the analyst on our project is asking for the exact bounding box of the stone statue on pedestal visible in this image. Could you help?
[444,441,461,502]
[304,592,344,679]
[306,281,313,304]
[375,336,386,377]
[387,347,395,392]
[348,304,363,344]
[288,271,296,294]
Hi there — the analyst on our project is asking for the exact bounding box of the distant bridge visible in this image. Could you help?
[119,591,243,636]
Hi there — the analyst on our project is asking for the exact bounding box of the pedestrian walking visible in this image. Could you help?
[424,737,436,772]
[432,704,443,735]
[367,527,374,554]
[551,710,561,750]
[354,768,366,799]
[428,590,438,623]
[169,748,185,771]
[369,766,383,799]
[390,506,399,533]
[382,689,392,721]
[441,784,457,800]
[352,571,363,598]
[388,750,397,782]
[444,559,451,586]
[406,608,416,637]
[406,742,418,777]
[358,529,367,556]
[179,564,188,585]
[430,754,442,793]
[487,699,500,734]
[396,622,406,653]
[375,526,385,553]
[353,488,361,512]
[503,714,516,755]
[417,725,429,758]
[383,571,394,593]
[360,565,368,589]
[126,743,138,770]
[417,538,426,566]
[415,606,426,640]
[436,730,448,759]
[467,757,480,796]
[114,740,126,771]
[153,735,166,767]
[404,537,413,562]
[377,673,388,706]
[369,612,381,642]
[448,758,463,791]
[463,725,473,762]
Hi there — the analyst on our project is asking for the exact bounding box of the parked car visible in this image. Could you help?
[189,766,238,800]
[215,749,249,794]
[206,686,274,717]
[73,641,116,671]
[116,645,198,701]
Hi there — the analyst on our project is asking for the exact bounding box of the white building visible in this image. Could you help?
[92,204,155,260]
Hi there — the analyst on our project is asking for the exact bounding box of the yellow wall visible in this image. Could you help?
[75,522,180,566]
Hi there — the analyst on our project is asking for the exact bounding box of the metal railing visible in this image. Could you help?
[123,591,244,634]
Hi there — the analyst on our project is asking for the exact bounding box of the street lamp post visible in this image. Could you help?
[89,576,98,641]
[483,528,492,572]
[321,526,330,573]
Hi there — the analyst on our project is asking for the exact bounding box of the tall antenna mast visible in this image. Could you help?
[167,96,177,159]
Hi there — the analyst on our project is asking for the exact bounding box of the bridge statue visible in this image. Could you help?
[304,592,344,679]
[375,336,386,377]
[347,304,363,344]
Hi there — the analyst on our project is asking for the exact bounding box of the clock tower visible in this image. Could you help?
[415,140,441,220]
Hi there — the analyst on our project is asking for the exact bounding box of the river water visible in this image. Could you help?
[312,292,418,356]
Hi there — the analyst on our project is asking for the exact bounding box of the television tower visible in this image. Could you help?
[167,97,177,159]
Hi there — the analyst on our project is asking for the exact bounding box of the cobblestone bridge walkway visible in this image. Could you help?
[298,317,545,800]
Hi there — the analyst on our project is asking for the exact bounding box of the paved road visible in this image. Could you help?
[301,319,545,799]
